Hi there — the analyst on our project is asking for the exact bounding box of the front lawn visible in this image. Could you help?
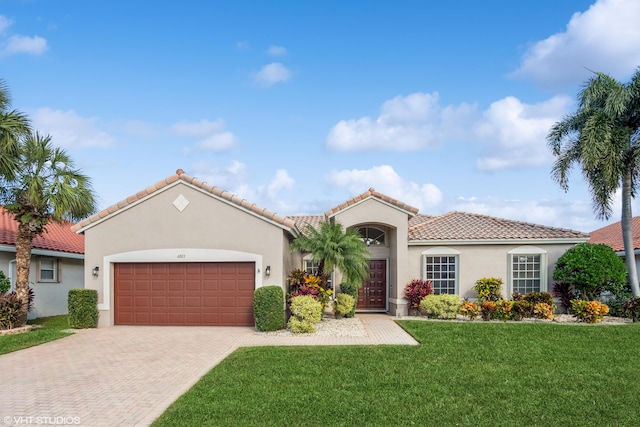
[0,315,73,355]
[153,321,640,426]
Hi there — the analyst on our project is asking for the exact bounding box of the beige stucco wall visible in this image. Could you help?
[408,242,578,300]
[81,182,294,326]
[330,198,411,314]
[0,251,84,319]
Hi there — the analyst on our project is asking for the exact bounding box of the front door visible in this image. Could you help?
[358,259,387,310]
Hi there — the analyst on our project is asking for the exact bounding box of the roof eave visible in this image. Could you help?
[408,237,590,246]
[326,196,418,219]
[0,244,84,259]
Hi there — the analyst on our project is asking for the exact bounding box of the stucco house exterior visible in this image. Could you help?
[72,170,589,327]
[590,217,640,281]
[0,207,85,319]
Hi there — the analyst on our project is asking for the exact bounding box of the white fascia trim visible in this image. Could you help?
[75,180,295,234]
[0,244,84,259]
[327,196,415,219]
[615,249,640,257]
[99,248,263,311]
[409,238,589,246]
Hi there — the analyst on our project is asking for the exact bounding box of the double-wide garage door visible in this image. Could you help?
[114,262,255,326]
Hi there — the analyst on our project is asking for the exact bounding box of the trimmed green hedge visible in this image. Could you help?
[339,282,358,318]
[68,289,98,328]
[253,286,285,331]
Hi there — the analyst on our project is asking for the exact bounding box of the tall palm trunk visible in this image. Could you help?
[621,169,640,296]
[14,222,34,326]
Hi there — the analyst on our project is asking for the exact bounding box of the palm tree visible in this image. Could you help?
[0,79,31,180]
[548,68,640,296]
[2,133,97,325]
[291,220,369,286]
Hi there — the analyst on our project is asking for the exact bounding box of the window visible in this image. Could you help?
[357,226,386,246]
[38,258,59,282]
[425,255,458,295]
[304,259,333,288]
[509,246,547,295]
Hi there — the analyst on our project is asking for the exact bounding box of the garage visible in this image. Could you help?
[114,261,255,326]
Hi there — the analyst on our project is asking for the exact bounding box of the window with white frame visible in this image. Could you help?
[509,247,547,295]
[303,259,333,288]
[38,258,59,282]
[422,248,459,295]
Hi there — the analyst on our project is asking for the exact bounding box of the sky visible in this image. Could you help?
[2,0,640,233]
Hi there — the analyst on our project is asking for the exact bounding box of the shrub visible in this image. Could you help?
[473,277,503,302]
[511,300,532,321]
[0,271,10,294]
[0,292,22,329]
[523,291,555,309]
[571,299,609,323]
[403,279,433,310]
[480,301,497,321]
[622,297,640,322]
[553,242,627,300]
[253,286,285,331]
[420,294,460,319]
[68,289,99,328]
[288,295,323,333]
[532,302,554,320]
[494,300,513,321]
[338,282,359,318]
[552,282,575,313]
[459,301,480,320]
[333,293,355,318]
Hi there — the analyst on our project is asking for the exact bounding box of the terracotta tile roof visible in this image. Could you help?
[72,169,297,233]
[325,187,419,218]
[408,211,588,242]
[0,207,84,254]
[287,215,324,235]
[589,217,640,251]
[408,214,432,228]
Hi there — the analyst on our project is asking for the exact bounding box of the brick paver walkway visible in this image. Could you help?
[1,314,416,427]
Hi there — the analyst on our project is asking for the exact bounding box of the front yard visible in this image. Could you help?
[153,320,640,426]
[0,315,72,355]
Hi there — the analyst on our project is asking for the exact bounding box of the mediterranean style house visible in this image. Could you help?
[0,207,84,319]
[72,169,589,327]
[590,217,640,282]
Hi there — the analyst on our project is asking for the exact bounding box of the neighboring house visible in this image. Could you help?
[590,217,640,281]
[0,207,85,319]
[72,170,589,327]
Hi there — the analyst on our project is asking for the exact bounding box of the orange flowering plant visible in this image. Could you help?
[571,299,609,323]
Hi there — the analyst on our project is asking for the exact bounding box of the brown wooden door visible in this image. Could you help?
[357,259,386,310]
[114,262,255,326]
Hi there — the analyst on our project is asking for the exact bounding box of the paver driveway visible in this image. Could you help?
[1,315,416,427]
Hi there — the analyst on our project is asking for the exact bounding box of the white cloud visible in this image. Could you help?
[191,160,248,190]
[325,92,476,151]
[0,15,12,33]
[30,108,115,148]
[264,169,294,199]
[236,41,250,50]
[511,0,640,87]
[2,34,47,56]
[472,95,573,171]
[121,120,157,138]
[267,45,287,56]
[253,62,291,87]
[325,165,443,212]
[171,119,238,152]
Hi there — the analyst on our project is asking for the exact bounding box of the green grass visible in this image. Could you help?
[153,321,640,427]
[0,315,73,355]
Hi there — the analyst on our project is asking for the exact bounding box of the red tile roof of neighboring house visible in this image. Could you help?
[589,217,640,251]
[0,207,84,254]
[408,211,588,241]
[72,169,297,233]
[325,187,419,218]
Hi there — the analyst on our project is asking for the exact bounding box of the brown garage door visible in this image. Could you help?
[114,262,255,326]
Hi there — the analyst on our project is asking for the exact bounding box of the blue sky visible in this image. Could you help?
[2,0,640,232]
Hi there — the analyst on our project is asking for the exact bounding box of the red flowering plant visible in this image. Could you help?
[403,279,433,310]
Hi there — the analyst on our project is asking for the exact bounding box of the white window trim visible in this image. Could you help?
[422,247,460,295]
[508,246,547,295]
[38,257,60,283]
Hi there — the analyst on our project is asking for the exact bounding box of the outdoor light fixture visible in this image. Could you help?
[92,266,99,277]
[265,266,271,277]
